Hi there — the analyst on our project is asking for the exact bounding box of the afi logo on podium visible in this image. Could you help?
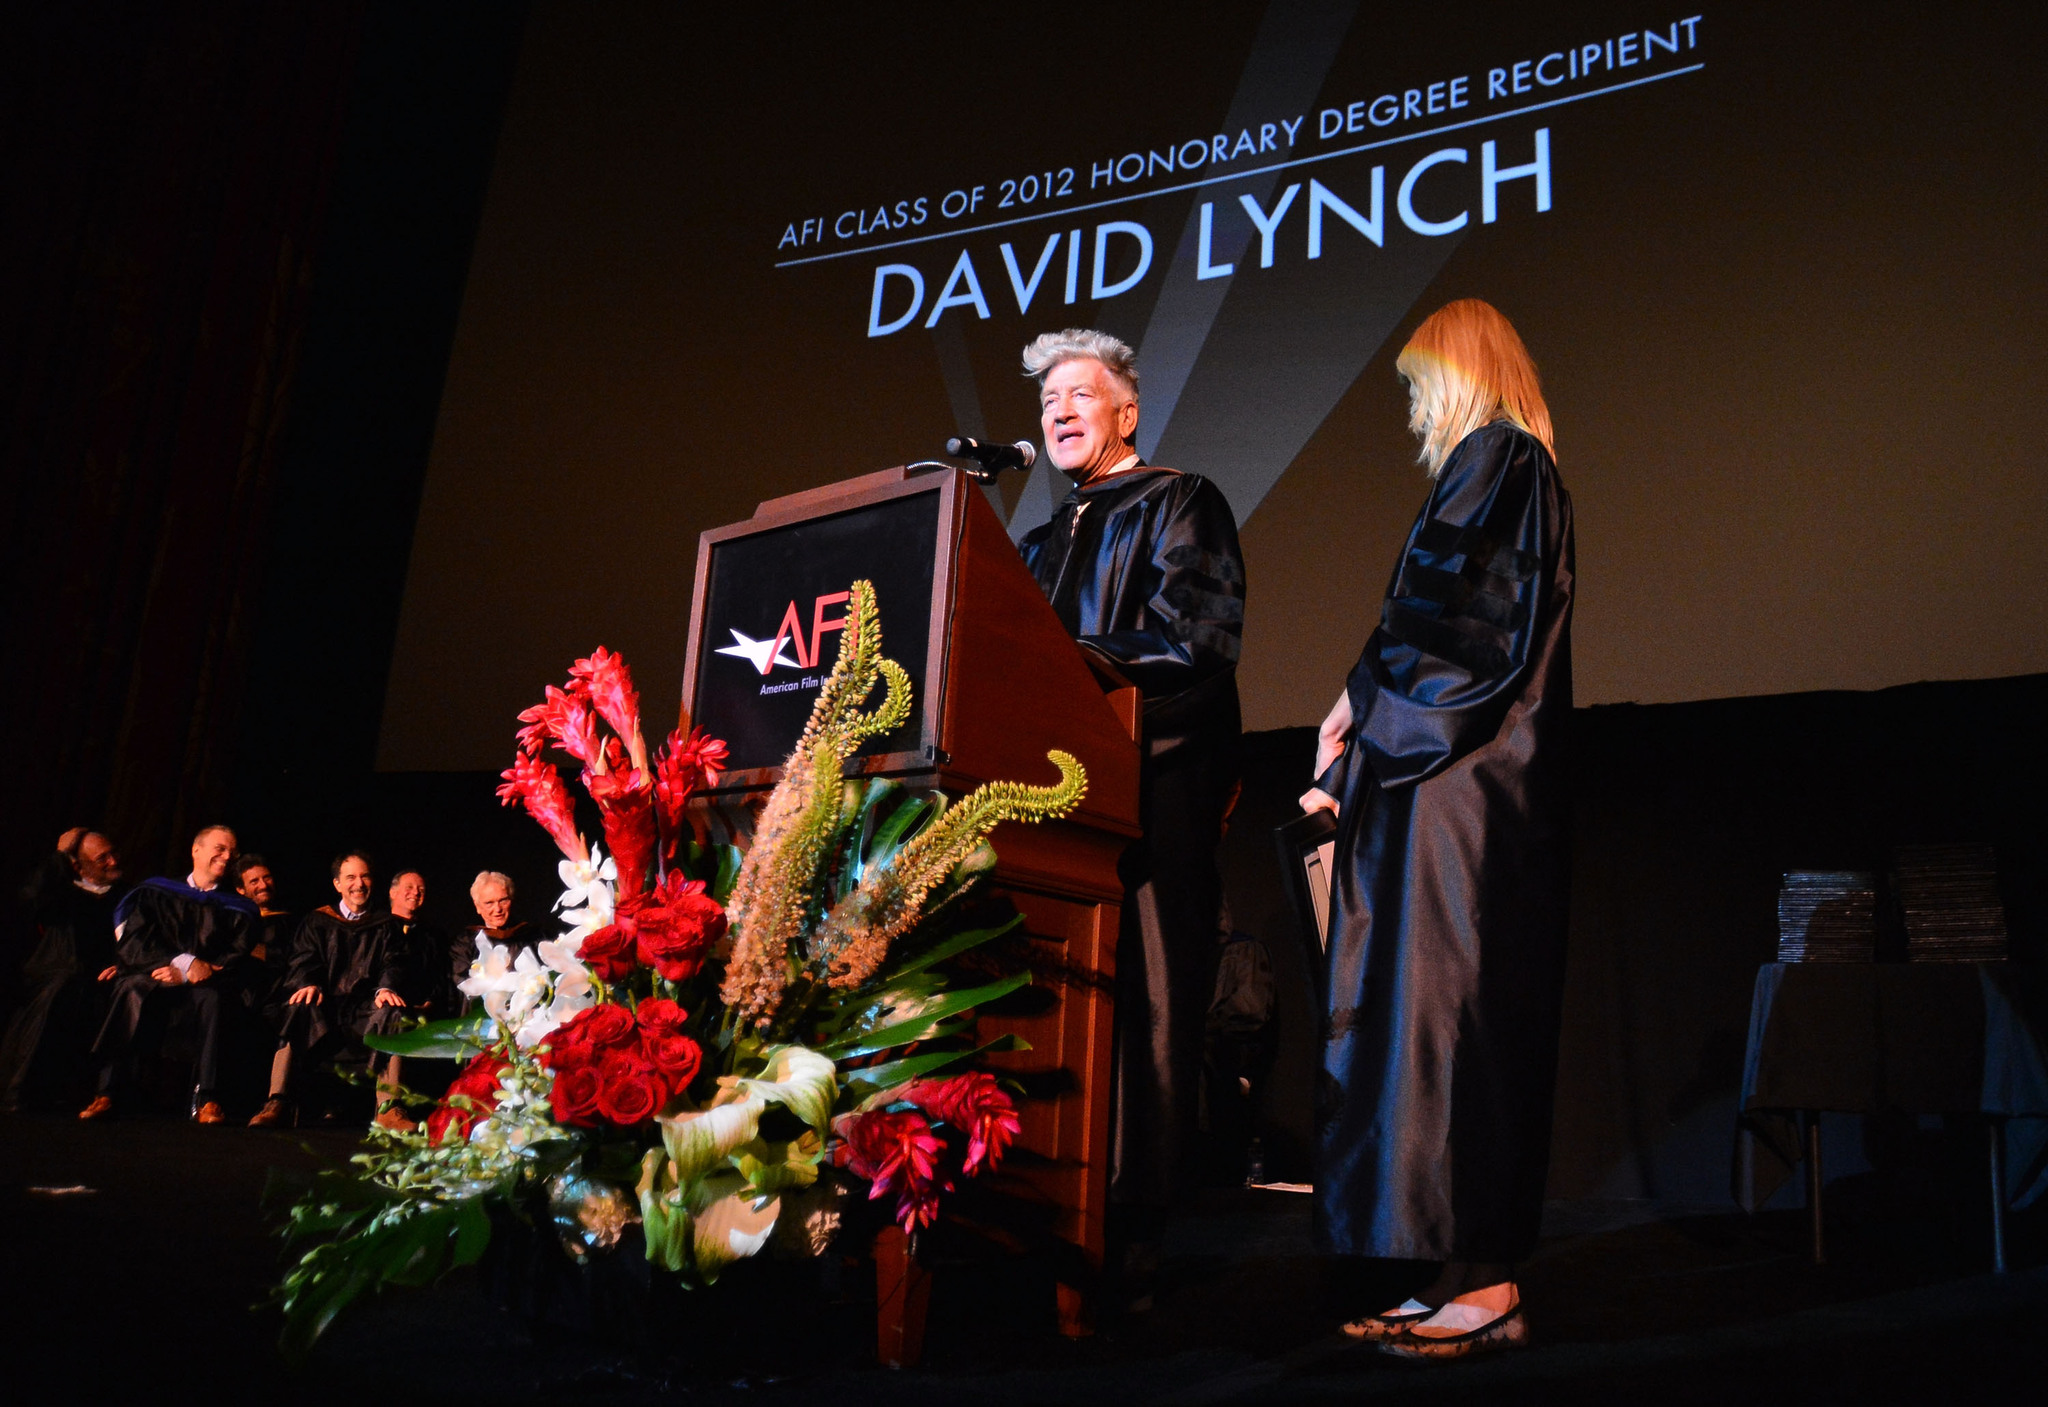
[715,591,849,675]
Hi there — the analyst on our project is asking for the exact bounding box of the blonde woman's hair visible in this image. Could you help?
[1395,299,1554,476]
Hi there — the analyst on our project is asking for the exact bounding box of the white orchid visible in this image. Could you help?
[515,940,597,1047]
[459,937,550,1036]
[555,846,617,938]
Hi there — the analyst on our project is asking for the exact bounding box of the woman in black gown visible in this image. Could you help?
[1301,299,1574,1358]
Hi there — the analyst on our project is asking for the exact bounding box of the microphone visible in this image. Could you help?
[945,436,1037,478]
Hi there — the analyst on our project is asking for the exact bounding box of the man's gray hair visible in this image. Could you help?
[470,870,515,902]
[1021,328,1139,402]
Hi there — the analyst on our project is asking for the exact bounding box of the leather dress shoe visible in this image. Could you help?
[193,1100,228,1125]
[78,1095,115,1120]
[248,1096,295,1128]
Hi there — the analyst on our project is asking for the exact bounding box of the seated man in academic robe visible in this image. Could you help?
[0,829,125,1112]
[376,867,455,1117]
[230,852,293,1018]
[81,825,256,1124]
[1014,328,1246,1297]
[248,851,407,1126]
[450,869,535,1011]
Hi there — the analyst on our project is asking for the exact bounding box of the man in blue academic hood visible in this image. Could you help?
[80,824,257,1124]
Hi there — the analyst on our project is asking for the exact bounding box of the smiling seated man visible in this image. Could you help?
[81,824,256,1123]
[450,870,534,1010]
[1015,328,1246,1306]
[249,851,408,1126]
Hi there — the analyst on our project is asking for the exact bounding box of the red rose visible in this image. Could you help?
[577,923,637,982]
[557,1001,637,1052]
[635,997,689,1038]
[428,1049,510,1142]
[643,1033,702,1087]
[595,1049,668,1125]
[625,876,726,982]
[550,1062,605,1126]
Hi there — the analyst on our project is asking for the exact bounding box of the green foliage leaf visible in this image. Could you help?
[880,913,1024,983]
[839,1034,1031,1106]
[361,1013,489,1058]
[728,1044,837,1134]
[864,789,940,872]
[819,971,1031,1057]
[274,1198,495,1360]
[733,1130,823,1198]
[690,1173,780,1283]
[660,1100,763,1185]
[637,1148,691,1273]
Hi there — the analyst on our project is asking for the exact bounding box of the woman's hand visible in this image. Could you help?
[1313,689,1353,778]
[1299,787,1339,816]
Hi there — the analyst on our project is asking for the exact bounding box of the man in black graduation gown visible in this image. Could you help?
[388,869,451,1015]
[230,853,293,1017]
[1014,329,1246,1269]
[0,829,124,1111]
[82,824,256,1123]
[249,851,408,1125]
[380,867,456,1112]
[450,869,535,1011]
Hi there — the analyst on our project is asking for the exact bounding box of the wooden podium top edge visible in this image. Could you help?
[750,464,952,522]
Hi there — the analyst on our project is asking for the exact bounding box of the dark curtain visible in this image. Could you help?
[0,2,366,877]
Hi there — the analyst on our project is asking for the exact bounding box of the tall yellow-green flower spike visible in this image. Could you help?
[810,751,1088,988]
[722,581,910,1025]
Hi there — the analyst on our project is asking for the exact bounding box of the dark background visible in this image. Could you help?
[379,0,2048,769]
[1,0,2044,1210]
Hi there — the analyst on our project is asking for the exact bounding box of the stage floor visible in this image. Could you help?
[3,1110,2043,1404]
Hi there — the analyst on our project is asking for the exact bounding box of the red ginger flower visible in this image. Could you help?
[655,728,728,857]
[425,1049,511,1143]
[839,1109,950,1232]
[904,1072,1021,1176]
[516,685,601,765]
[586,765,658,900]
[496,754,586,862]
[569,647,642,743]
[618,871,726,982]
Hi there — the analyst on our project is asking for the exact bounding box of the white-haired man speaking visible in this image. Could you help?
[1016,328,1245,1297]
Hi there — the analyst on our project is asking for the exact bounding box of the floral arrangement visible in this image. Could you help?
[270,581,1085,1355]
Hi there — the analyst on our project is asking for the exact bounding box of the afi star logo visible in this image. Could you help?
[716,591,849,676]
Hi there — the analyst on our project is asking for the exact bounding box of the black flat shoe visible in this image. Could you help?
[1340,1301,1436,1341]
[1375,1301,1529,1360]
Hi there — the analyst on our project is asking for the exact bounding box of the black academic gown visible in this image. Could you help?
[93,878,258,1096]
[1020,464,1245,1205]
[0,855,122,1105]
[452,922,538,989]
[1314,423,1574,1264]
[279,907,408,1050]
[393,917,454,1014]
[238,909,293,1013]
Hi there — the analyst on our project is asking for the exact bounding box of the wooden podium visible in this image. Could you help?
[679,466,1140,1364]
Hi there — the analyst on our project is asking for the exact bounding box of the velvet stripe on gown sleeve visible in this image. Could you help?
[1346,424,1553,790]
